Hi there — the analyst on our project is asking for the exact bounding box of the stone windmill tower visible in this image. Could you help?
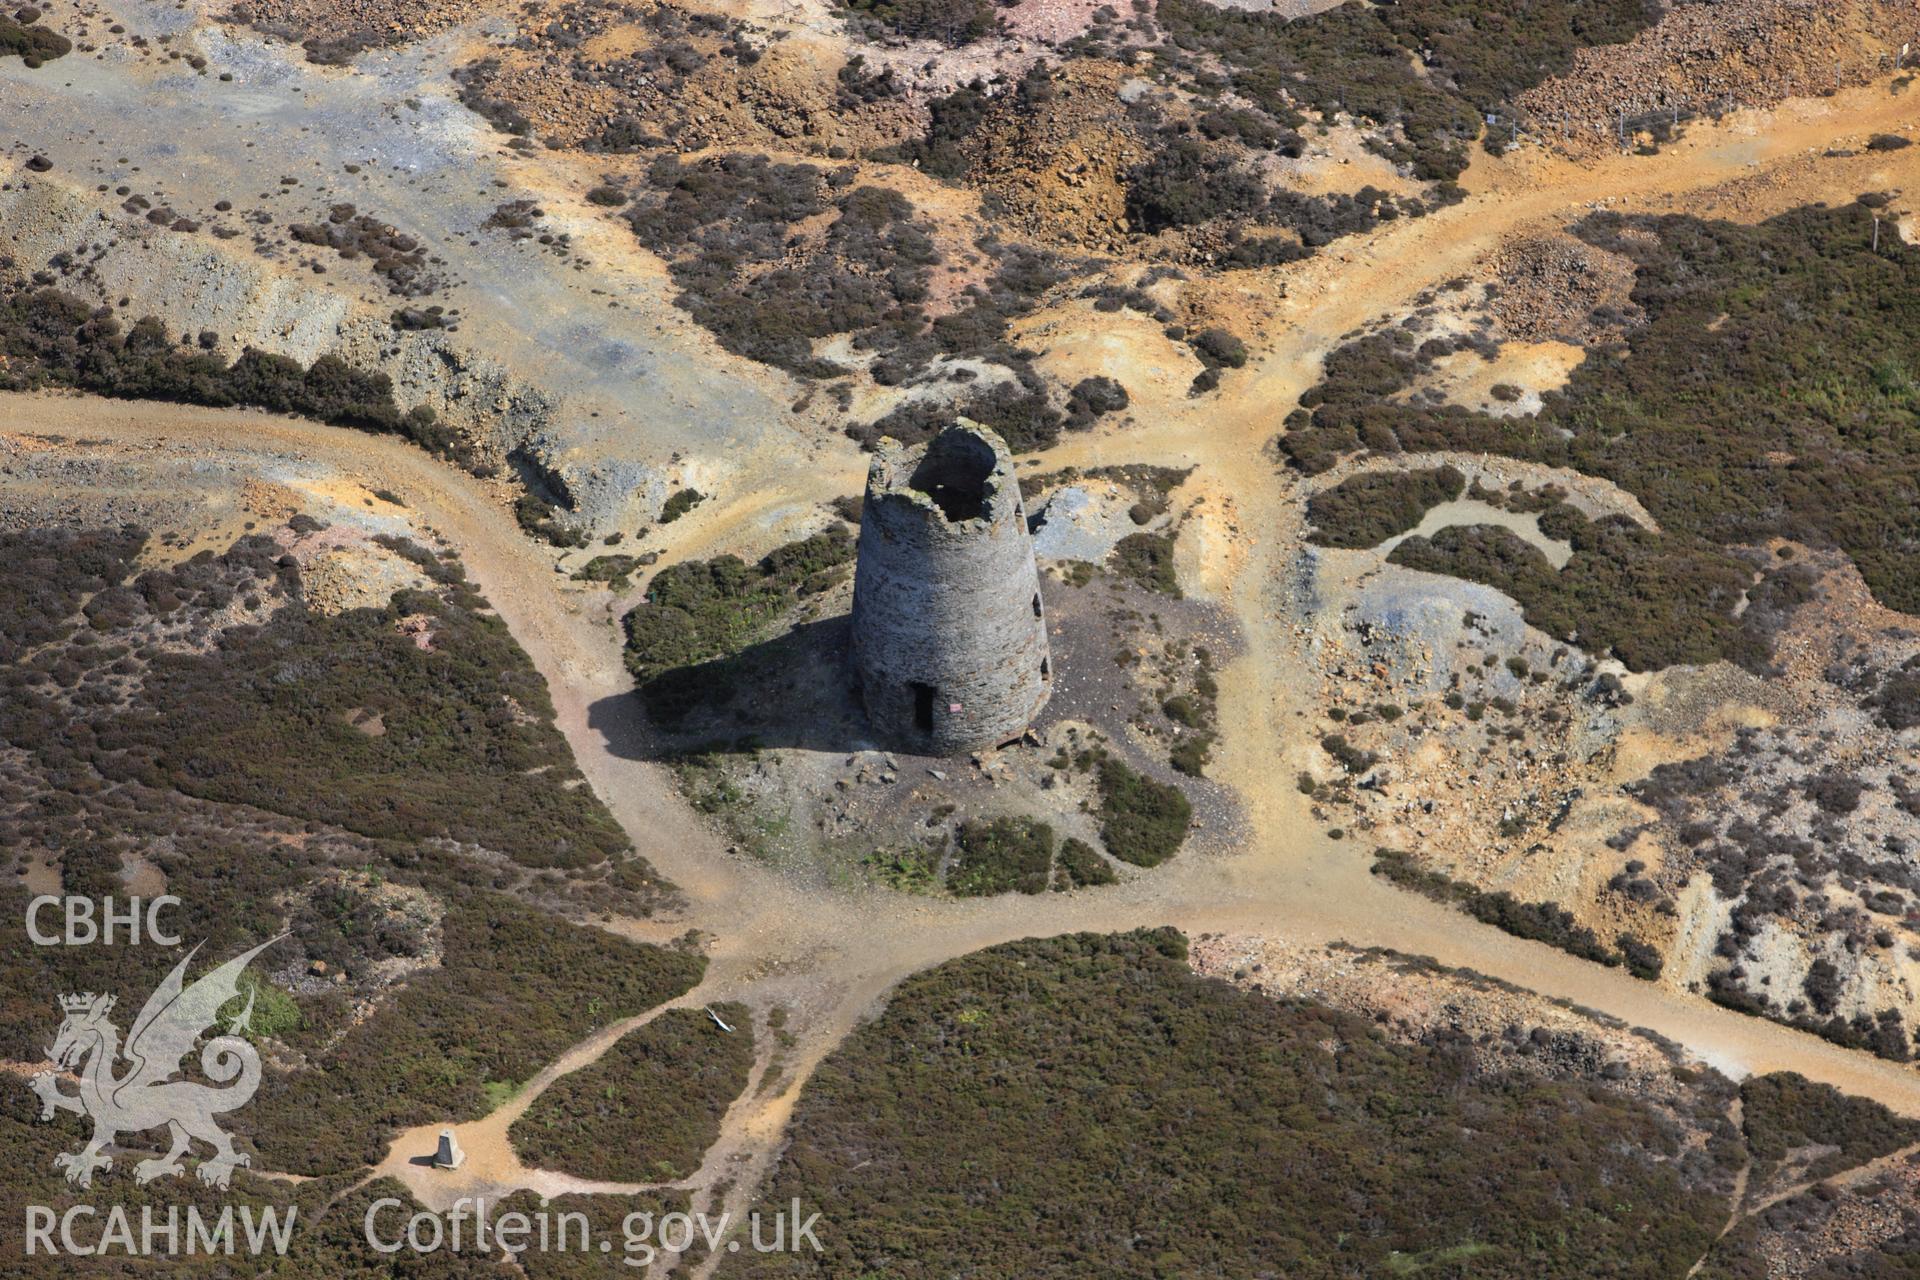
[850,421,1052,754]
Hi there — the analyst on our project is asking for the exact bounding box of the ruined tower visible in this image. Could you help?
[850,421,1051,754]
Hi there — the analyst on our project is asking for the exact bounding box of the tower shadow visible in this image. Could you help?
[586,615,888,761]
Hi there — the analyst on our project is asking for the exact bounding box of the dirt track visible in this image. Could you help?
[14,383,1920,1255]
[10,67,1920,1280]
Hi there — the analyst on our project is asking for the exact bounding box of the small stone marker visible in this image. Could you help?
[433,1128,465,1170]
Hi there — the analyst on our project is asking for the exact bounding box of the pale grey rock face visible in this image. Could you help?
[850,422,1052,754]
[1030,482,1158,562]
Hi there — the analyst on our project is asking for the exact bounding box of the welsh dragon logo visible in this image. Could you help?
[28,937,282,1190]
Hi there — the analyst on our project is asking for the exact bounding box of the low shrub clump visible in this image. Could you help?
[0,286,472,463]
[0,11,69,65]
[659,487,706,523]
[1066,375,1130,427]
[1111,531,1180,596]
[573,554,645,589]
[1154,0,1658,183]
[1124,138,1268,235]
[1372,849,1642,974]
[870,78,993,177]
[1190,327,1250,370]
[1307,464,1465,548]
[840,0,995,44]
[287,204,440,297]
[950,817,1055,896]
[1866,659,1920,730]
[1054,836,1118,888]
[508,1004,754,1181]
[1618,934,1664,982]
[1095,756,1192,867]
[1739,1071,1920,1185]
[515,494,589,548]
[623,526,854,684]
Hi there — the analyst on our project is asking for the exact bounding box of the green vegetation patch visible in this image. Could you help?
[724,928,1731,1279]
[949,816,1055,896]
[1095,755,1192,866]
[246,894,705,1173]
[624,526,853,683]
[1387,514,1763,671]
[3,529,633,873]
[1167,728,1214,777]
[0,13,70,66]
[0,286,473,465]
[659,487,706,523]
[1283,202,1920,661]
[870,819,1124,897]
[1154,0,1659,184]
[1308,464,1465,549]
[509,1004,755,1182]
[114,551,627,871]
[574,553,645,589]
[1110,530,1181,596]
[1372,849,1661,977]
[1053,835,1118,889]
[840,0,994,44]
[0,526,696,1176]
[862,843,944,894]
[1739,1071,1920,1185]
[1161,643,1220,778]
